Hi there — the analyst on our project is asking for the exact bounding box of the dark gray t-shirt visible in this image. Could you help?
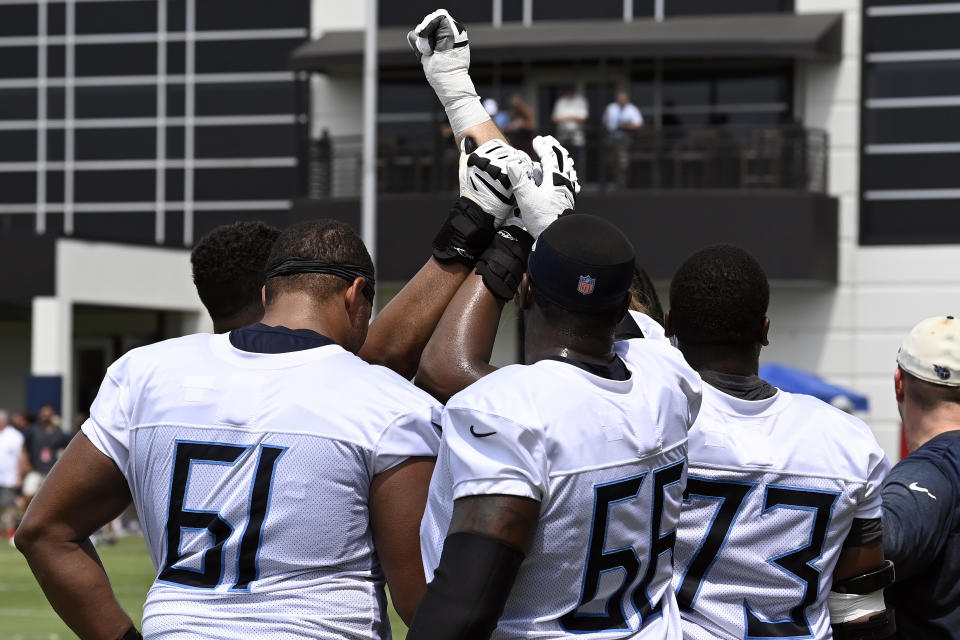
[24,425,72,474]
[882,430,960,640]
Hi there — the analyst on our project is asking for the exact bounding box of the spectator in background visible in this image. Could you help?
[503,95,535,155]
[602,90,643,189]
[191,221,281,334]
[0,410,24,542]
[882,315,960,639]
[552,85,588,167]
[10,411,30,434]
[20,405,71,509]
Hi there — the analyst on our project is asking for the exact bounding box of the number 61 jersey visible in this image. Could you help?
[672,384,890,640]
[80,332,441,639]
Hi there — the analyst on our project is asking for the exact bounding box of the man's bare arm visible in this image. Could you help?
[369,456,436,624]
[15,433,135,640]
[416,272,505,402]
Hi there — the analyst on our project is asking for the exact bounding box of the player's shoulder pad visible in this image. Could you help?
[445,364,538,411]
[782,391,887,461]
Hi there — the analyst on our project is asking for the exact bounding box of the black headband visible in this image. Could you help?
[266,258,376,303]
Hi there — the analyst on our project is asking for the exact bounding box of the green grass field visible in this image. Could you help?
[0,536,408,639]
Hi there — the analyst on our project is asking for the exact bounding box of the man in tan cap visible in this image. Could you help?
[883,315,960,639]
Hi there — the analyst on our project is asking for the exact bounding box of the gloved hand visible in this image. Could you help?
[407,9,489,135]
[506,135,580,239]
[459,138,525,223]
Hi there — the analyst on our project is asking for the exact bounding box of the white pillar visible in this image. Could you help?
[30,296,73,430]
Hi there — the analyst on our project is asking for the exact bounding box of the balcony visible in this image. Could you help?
[294,123,838,284]
[302,124,827,198]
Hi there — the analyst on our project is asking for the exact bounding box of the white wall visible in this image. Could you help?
[311,0,364,36]
[782,0,960,462]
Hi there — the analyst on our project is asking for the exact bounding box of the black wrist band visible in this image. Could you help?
[118,625,143,640]
[432,197,497,267]
[476,225,535,301]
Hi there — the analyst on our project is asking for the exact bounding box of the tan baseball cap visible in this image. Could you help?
[897,316,960,387]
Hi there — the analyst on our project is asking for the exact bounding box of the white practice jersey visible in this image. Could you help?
[672,384,890,640]
[82,333,441,640]
[628,310,670,344]
[421,338,702,639]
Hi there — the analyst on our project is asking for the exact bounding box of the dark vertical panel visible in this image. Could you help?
[863,154,960,191]
[532,0,623,21]
[866,107,960,145]
[0,5,39,36]
[195,125,295,157]
[196,0,308,30]
[379,0,491,27]
[866,60,960,99]
[861,200,960,245]
[76,1,157,34]
[75,170,155,202]
[76,43,157,76]
[0,131,39,162]
[865,14,960,53]
[666,0,793,16]
[75,128,156,160]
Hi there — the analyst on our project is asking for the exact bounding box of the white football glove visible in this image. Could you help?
[407,9,489,135]
[459,139,527,223]
[506,135,580,239]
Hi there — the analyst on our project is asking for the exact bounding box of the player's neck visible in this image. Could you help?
[523,324,616,366]
[261,292,346,346]
[679,344,759,377]
[905,405,960,452]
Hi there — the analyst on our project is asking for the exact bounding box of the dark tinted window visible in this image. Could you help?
[380,0,491,27]
[195,82,296,116]
[866,107,960,145]
[0,173,36,202]
[865,14,960,53]
[195,167,295,200]
[0,89,38,119]
[863,154,960,191]
[73,212,156,244]
[76,1,157,34]
[0,131,37,162]
[862,200,960,245]
[76,128,156,161]
[0,5,38,37]
[195,124,296,158]
[196,39,303,74]
[74,169,153,202]
[866,60,960,99]
[532,0,623,21]
[76,43,157,76]
[666,0,792,15]
[76,86,157,118]
[0,47,37,78]
[196,0,308,31]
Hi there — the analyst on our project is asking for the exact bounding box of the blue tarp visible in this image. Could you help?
[758,363,869,412]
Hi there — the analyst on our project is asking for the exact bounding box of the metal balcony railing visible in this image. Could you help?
[304,124,828,199]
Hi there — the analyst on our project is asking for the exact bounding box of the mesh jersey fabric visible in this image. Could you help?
[82,332,441,640]
[421,337,702,639]
[671,383,890,640]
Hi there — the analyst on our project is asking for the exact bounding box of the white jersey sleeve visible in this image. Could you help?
[82,352,134,473]
[372,394,442,474]
[854,439,890,521]
[443,407,547,502]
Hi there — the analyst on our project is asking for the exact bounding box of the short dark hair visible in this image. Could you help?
[629,265,664,325]
[191,221,280,322]
[669,244,769,345]
[265,220,373,304]
[902,368,960,409]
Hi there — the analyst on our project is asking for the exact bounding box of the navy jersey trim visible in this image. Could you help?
[229,323,336,354]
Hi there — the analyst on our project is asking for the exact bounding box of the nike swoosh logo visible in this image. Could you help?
[909,481,937,500]
[470,425,497,438]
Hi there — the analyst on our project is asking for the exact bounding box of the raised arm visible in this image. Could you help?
[417,136,580,400]
[357,11,509,377]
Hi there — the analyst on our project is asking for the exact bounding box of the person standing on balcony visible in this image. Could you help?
[552,85,588,168]
[603,90,643,189]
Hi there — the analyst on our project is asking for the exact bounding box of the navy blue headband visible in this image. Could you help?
[527,237,633,313]
[266,259,375,303]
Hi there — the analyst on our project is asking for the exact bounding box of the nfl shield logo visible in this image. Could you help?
[577,275,596,295]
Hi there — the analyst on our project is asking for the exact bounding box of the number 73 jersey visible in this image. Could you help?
[671,385,890,640]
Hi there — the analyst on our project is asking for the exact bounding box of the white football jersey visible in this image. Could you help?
[628,310,670,344]
[672,384,890,640]
[82,332,441,640]
[421,338,702,639]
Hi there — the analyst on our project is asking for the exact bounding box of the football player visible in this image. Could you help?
[410,210,702,639]
[665,245,895,639]
[16,221,442,639]
[190,221,280,334]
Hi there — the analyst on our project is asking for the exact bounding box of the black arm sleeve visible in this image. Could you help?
[843,518,883,548]
[406,532,525,640]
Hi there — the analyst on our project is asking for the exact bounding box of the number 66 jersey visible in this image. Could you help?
[671,383,890,640]
[80,331,441,639]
